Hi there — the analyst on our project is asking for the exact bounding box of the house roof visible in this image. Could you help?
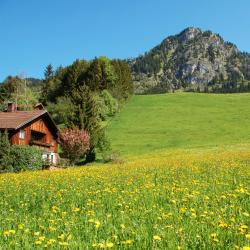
[0,110,58,135]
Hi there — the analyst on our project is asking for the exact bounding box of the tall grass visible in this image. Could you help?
[0,148,249,249]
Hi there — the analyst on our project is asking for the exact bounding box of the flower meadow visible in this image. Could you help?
[0,148,249,249]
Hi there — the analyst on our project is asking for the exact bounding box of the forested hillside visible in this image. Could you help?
[0,57,133,162]
[130,27,250,94]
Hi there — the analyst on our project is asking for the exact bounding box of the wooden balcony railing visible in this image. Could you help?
[30,140,51,147]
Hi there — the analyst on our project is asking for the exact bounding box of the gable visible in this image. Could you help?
[0,110,58,136]
[9,116,58,153]
[0,110,46,129]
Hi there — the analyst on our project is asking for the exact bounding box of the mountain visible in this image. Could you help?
[129,27,250,94]
[26,77,42,85]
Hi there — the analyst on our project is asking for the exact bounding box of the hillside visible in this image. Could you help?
[130,27,250,94]
[107,93,250,156]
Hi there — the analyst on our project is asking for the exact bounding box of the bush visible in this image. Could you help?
[0,131,13,172]
[10,145,43,172]
[0,131,44,173]
[59,128,90,164]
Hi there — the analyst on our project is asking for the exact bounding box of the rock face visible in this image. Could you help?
[130,27,250,94]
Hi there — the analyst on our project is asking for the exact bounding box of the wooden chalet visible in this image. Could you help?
[0,103,59,165]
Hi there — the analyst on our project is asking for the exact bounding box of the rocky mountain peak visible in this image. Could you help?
[130,27,250,94]
[177,27,201,44]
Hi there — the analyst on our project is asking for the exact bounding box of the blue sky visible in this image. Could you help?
[1,0,250,81]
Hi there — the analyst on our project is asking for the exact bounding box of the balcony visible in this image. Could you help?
[30,130,51,148]
[30,140,51,147]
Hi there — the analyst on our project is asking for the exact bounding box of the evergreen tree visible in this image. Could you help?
[69,85,105,162]
[86,57,116,92]
[44,64,54,80]
[111,60,134,101]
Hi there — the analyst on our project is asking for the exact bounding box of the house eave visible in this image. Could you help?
[15,110,47,130]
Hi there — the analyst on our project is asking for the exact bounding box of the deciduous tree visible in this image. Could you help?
[59,128,90,164]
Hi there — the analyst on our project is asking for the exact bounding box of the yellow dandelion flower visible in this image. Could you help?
[243,247,250,250]
[48,239,56,245]
[95,221,101,229]
[204,195,210,200]
[48,226,56,232]
[153,235,161,241]
[58,234,65,240]
[98,243,105,248]
[180,207,187,213]
[106,242,114,248]
[246,234,250,240]
[218,223,228,228]
[122,240,133,245]
[3,231,10,237]
[35,240,42,245]
[72,207,80,212]
[38,236,45,241]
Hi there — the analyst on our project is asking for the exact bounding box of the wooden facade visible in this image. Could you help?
[10,118,57,151]
[0,105,59,165]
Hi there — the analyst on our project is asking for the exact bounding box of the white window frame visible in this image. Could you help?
[19,130,25,140]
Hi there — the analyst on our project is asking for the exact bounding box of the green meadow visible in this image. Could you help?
[0,93,250,249]
[107,93,250,156]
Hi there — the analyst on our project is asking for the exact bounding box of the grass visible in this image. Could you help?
[0,147,249,249]
[1,93,250,249]
[107,93,250,156]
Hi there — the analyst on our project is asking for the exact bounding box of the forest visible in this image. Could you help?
[0,57,133,163]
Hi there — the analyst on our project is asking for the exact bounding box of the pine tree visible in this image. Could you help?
[70,85,105,162]
[44,64,54,80]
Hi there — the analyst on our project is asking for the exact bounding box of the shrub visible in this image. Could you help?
[0,131,13,172]
[10,145,43,172]
[59,128,90,164]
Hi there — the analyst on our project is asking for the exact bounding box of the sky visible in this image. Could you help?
[1,0,250,81]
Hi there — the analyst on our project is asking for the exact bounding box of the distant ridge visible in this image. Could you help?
[129,27,250,94]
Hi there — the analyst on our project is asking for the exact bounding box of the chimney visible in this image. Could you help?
[34,103,44,110]
[7,102,17,112]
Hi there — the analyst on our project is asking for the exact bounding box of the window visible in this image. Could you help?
[19,130,25,139]
[30,130,45,143]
